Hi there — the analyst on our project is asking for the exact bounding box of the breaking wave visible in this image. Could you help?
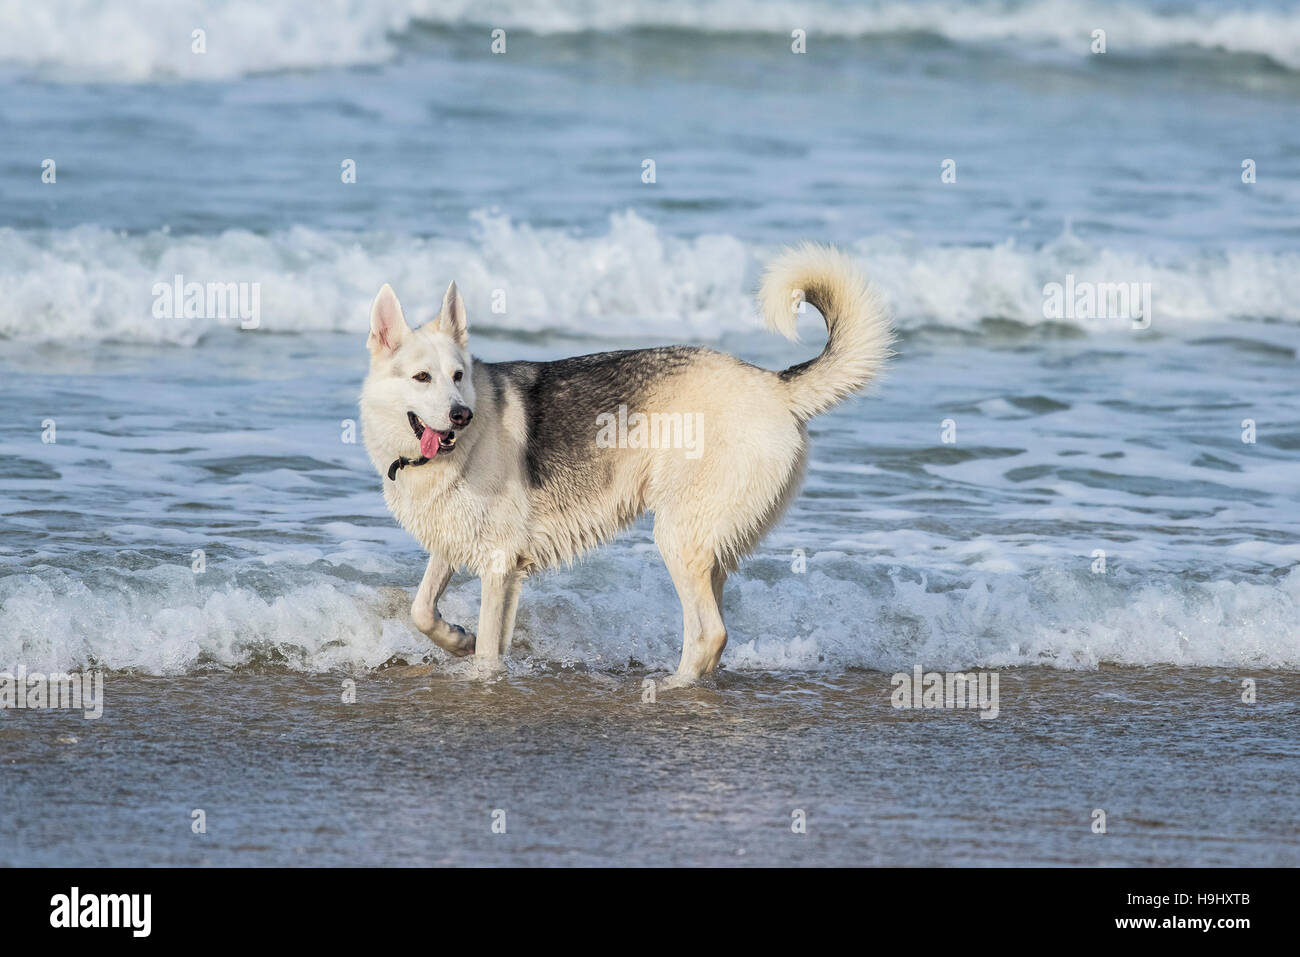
[1,212,1297,344]
[3,0,1300,81]
[1,557,1297,675]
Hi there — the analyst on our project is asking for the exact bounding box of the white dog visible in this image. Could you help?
[360,244,892,680]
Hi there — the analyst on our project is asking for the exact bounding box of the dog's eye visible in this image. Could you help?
[453,370,463,384]
[412,372,431,383]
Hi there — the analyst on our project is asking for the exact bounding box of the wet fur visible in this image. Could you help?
[360,244,893,680]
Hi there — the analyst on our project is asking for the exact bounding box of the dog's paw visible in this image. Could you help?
[421,620,476,657]
[444,623,476,657]
[657,672,696,691]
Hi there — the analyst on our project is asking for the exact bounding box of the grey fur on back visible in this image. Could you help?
[488,345,702,492]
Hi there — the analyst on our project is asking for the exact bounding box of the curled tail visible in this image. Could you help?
[759,243,894,420]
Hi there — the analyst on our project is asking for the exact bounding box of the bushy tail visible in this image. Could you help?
[759,243,894,420]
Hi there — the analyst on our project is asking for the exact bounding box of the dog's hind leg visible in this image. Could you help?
[412,554,475,657]
[657,527,728,682]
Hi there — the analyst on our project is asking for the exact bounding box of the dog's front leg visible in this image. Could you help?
[498,572,523,656]
[476,570,523,661]
[412,554,475,657]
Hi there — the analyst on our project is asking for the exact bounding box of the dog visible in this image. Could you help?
[359,244,892,681]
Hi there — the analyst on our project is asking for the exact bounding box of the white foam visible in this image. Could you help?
[0,565,430,674]
[2,557,1297,675]
[4,0,1300,80]
[0,0,438,82]
[454,0,1300,72]
[2,214,1297,345]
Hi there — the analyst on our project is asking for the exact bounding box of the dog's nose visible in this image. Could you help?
[449,405,473,428]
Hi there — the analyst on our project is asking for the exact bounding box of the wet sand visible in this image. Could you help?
[3,665,1296,866]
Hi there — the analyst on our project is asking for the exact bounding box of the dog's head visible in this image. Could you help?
[360,281,476,467]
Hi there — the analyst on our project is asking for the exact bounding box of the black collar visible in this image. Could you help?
[387,456,431,481]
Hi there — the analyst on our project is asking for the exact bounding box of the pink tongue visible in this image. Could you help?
[419,427,440,458]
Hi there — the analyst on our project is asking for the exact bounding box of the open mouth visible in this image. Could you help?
[407,411,456,457]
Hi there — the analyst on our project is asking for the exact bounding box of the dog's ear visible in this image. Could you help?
[437,280,469,348]
[367,284,409,356]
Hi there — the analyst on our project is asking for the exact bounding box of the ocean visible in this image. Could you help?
[1,0,1298,866]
